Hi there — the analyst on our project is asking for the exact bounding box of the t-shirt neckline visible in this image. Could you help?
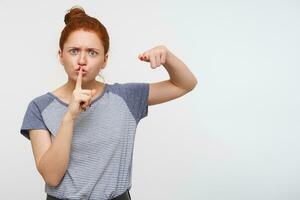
[46,83,108,107]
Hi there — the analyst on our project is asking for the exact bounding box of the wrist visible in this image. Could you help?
[63,112,76,122]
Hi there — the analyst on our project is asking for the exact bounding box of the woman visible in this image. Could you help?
[20,5,197,200]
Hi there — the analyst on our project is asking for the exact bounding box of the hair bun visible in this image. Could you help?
[64,6,86,25]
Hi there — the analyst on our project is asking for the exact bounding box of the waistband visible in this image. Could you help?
[46,189,131,200]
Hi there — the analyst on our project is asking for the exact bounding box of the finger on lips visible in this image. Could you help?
[75,67,83,89]
[75,67,97,111]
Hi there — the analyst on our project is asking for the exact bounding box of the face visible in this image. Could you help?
[58,29,108,83]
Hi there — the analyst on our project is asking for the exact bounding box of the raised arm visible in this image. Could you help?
[138,45,198,106]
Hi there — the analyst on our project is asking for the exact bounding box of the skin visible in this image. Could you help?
[138,45,198,106]
[53,29,108,106]
[29,28,198,187]
[54,29,198,107]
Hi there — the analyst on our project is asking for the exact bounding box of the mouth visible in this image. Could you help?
[75,70,87,75]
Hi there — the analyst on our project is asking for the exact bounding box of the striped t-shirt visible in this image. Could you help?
[20,82,149,200]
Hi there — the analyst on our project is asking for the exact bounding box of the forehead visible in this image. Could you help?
[64,29,103,49]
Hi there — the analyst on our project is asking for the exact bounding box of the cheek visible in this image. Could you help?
[90,60,103,70]
[62,61,76,75]
[89,66,102,76]
[62,57,77,68]
[60,56,70,66]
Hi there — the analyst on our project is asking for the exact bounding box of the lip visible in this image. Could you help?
[75,70,87,75]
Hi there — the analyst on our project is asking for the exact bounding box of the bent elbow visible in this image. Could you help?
[187,78,198,92]
[45,180,59,187]
[44,174,61,187]
[38,166,61,187]
[192,78,198,89]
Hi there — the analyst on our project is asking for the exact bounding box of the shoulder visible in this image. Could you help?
[21,93,53,140]
[26,92,55,113]
[108,82,149,99]
[109,82,149,92]
[107,82,150,122]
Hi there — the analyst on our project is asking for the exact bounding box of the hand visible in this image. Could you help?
[138,45,168,69]
[67,67,96,119]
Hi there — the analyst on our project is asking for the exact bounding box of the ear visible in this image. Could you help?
[101,53,109,69]
[58,49,64,65]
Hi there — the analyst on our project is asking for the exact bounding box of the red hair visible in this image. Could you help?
[59,6,110,55]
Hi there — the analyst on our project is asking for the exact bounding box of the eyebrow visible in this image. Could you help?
[67,47,101,52]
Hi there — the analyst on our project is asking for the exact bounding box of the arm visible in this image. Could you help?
[29,63,92,187]
[30,112,75,187]
[138,45,198,106]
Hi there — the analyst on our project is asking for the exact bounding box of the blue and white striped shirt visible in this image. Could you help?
[20,82,149,200]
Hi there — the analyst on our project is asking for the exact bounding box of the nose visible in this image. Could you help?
[78,52,87,65]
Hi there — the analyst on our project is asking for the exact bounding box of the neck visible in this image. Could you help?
[63,78,104,94]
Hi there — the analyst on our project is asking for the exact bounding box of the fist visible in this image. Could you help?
[138,45,168,69]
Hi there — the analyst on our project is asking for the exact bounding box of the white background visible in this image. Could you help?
[0,0,299,199]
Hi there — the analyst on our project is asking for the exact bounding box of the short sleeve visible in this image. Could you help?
[122,82,150,122]
[20,100,48,140]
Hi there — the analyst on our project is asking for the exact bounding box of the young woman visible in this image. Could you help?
[20,6,197,200]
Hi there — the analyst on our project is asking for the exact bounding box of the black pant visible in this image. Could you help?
[46,189,131,200]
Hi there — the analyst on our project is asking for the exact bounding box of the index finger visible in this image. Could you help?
[75,67,82,89]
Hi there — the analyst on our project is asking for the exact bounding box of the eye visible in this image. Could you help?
[69,49,78,55]
[88,50,98,57]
